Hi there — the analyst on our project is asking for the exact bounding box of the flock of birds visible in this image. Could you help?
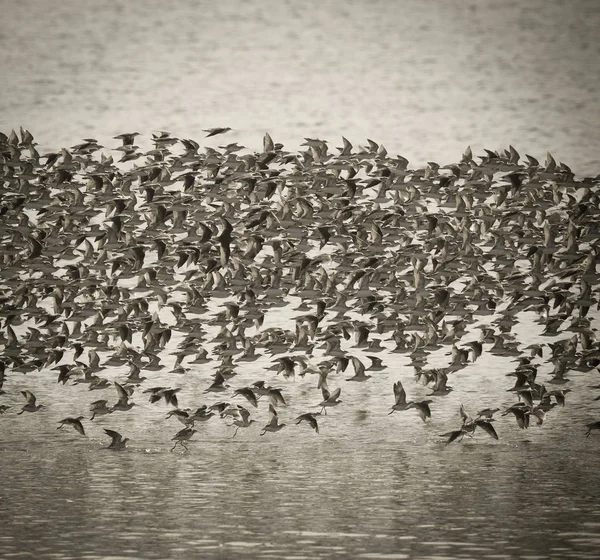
[1,127,599,452]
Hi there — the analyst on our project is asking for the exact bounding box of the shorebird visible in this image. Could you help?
[144,386,181,407]
[171,427,197,451]
[111,382,135,412]
[18,390,43,414]
[232,387,258,408]
[252,383,287,407]
[165,408,195,426]
[318,386,342,415]
[585,421,600,437]
[231,406,255,437]
[476,408,500,419]
[366,355,387,371]
[57,416,86,436]
[389,381,411,414]
[260,404,286,435]
[113,132,139,146]
[104,429,129,450]
[295,412,319,433]
[503,404,530,429]
[203,127,232,137]
[190,406,216,423]
[408,400,433,422]
[428,369,453,396]
[204,371,229,393]
[90,399,112,420]
[346,356,371,382]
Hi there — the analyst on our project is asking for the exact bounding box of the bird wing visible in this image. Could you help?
[475,420,499,440]
[114,382,129,402]
[459,404,473,425]
[444,430,465,445]
[393,382,406,405]
[329,387,341,401]
[104,429,122,443]
[351,356,365,376]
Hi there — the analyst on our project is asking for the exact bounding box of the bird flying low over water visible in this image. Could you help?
[408,400,433,423]
[442,404,499,444]
[389,381,410,414]
[231,406,256,437]
[318,386,342,415]
[171,427,197,451]
[57,416,86,436]
[18,390,43,414]
[585,421,600,437]
[260,404,286,435]
[104,429,129,450]
[295,412,319,433]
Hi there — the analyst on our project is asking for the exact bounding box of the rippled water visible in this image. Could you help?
[2,301,600,559]
[2,423,600,559]
[2,1,600,558]
[1,0,600,174]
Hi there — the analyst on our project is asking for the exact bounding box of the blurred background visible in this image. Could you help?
[1,0,599,175]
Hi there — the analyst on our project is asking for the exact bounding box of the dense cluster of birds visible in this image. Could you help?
[1,127,599,451]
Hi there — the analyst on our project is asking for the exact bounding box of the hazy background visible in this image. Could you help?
[1,0,599,174]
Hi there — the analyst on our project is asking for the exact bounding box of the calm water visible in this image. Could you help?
[2,1,600,558]
[1,0,600,174]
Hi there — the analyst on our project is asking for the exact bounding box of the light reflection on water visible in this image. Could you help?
[2,409,600,558]
[1,300,599,557]
[1,0,600,174]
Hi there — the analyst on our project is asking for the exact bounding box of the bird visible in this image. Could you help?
[90,399,111,420]
[57,416,86,436]
[389,381,411,414]
[472,418,499,440]
[232,387,258,408]
[585,421,600,437]
[203,127,232,138]
[260,405,286,435]
[428,369,453,396]
[144,386,180,407]
[441,428,471,445]
[366,355,387,371]
[346,356,371,382]
[171,427,197,451]
[104,429,129,450]
[408,400,433,422]
[18,390,43,414]
[476,407,500,419]
[113,132,139,146]
[295,412,319,433]
[231,406,256,437]
[165,408,195,426]
[204,371,229,393]
[318,386,342,415]
[503,404,530,429]
[111,382,135,412]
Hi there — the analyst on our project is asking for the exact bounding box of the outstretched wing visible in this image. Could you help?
[393,381,406,405]
[475,420,499,440]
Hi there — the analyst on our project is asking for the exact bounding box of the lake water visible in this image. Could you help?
[1,1,600,559]
[1,0,599,175]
